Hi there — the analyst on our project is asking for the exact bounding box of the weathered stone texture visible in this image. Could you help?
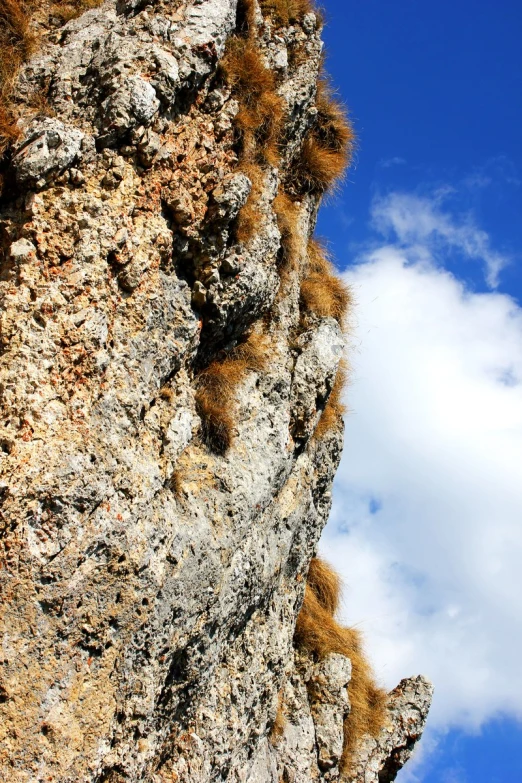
[0,1,431,781]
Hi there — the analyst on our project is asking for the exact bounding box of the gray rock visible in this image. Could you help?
[0,0,432,781]
[100,76,160,144]
[309,654,352,770]
[346,676,434,783]
[291,319,345,439]
[11,118,84,186]
[212,172,252,220]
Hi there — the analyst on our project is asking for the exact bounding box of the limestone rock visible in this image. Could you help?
[0,0,432,781]
[291,319,345,440]
[309,654,352,771]
[12,118,85,187]
[347,676,434,783]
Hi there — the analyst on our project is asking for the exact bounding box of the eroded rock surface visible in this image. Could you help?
[247,659,433,783]
[0,1,432,781]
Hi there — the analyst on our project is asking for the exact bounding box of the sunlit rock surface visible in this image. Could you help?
[0,0,432,780]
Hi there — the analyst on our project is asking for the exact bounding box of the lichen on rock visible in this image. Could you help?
[0,0,432,781]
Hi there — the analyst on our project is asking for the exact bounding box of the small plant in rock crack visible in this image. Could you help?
[300,238,352,327]
[294,557,388,774]
[195,332,269,455]
[0,0,105,157]
[0,0,35,153]
[259,0,318,27]
[233,162,267,245]
[268,691,286,745]
[313,358,348,440]
[220,28,285,245]
[221,35,284,168]
[296,238,351,439]
[290,79,355,196]
[272,190,302,276]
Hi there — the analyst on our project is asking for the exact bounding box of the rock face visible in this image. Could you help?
[0,1,432,781]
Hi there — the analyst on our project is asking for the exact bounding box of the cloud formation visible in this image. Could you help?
[371,190,510,287]
[378,156,406,168]
[321,194,522,750]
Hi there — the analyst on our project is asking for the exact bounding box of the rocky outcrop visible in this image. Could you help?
[0,0,432,781]
[248,660,432,783]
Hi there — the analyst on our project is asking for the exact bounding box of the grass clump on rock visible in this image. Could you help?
[195,332,268,454]
[220,25,285,244]
[300,238,352,326]
[295,557,388,775]
[259,0,316,27]
[0,0,105,155]
[0,0,35,152]
[291,79,355,196]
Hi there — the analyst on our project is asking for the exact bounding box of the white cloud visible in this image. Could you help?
[320,195,522,756]
[379,156,407,168]
[370,191,510,287]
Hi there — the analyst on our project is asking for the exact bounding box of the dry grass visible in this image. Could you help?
[0,0,34,72]
[300,239,352,326]
[169,468,183,496]
[259,0,316,26]
[292,134,346,195]
[315,79,354,156]
[268,692,286,745]
[300,239,351,437]
[0,0,35,152]
[221,36,284,167]
[236,0,257,37]
[291,80,355,196]
[221,31,285,245]
[196,361,243,454]
[159,385,175,402]
[195,331,269,454]
[49,0,102,25]
[294,557,388,775]
[234,161,266,244]
[306,556,341,615]
[273,190,301,273]
[0,0,104,155]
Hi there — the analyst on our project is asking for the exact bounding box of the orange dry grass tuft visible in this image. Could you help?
[269,692,286,745]
[306,556,341,615]
[291,81,355,196]
[227,329,269,371]
[235,162,265,244]
[273,190,301,273]
[221,32,285,244]
[0,104,21,152]
[236,0,257,37]
[292,134,346,195]
[195,332,269,454]
[315,79,355,157]
[259,0,315,26]
[168,468,183,496]
[294,557,387,775]
[221,36,284,167]
[0,0,35,151]
[49,0,103,25]
[0,0,34,68]
[195,361,242,454]
[0,0,105,155]
[300,239,352,326]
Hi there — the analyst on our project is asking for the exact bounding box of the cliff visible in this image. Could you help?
[0,0,432,780]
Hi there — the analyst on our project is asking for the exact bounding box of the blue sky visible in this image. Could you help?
[315,1,522,780]
[318,0,522,295]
